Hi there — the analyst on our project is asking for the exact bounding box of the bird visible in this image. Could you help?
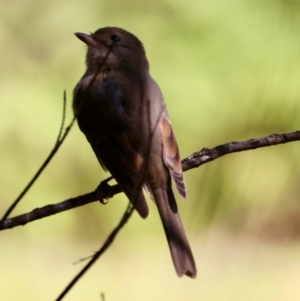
[73,27,196,278]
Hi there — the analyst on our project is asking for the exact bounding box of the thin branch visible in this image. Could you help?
[1,130,299,231]
[181,131,300,171]
[1,92,75,221]
[0,181,121,230]
[55,90,67,145]
[55,203,134,301]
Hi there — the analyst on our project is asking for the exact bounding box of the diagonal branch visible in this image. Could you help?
[1,130,299,231]
[55,203,134,301]
[1,92,75,221]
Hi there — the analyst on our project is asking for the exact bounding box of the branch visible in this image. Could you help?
[1,92,75,221]
[55,203,134,301]
[1,130,299,231]
[182,131,300,171]
[0,180,121,230]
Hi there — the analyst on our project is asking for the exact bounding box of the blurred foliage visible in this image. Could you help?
[1,0,300,300]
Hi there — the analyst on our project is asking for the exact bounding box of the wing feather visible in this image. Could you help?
[159,114,187,199]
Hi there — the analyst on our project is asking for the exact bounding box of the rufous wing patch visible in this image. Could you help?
[159,114,187,199]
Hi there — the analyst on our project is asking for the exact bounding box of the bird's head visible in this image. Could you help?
[75,27,149,72]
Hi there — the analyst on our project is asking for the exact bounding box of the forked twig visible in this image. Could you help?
[1,92,75,221]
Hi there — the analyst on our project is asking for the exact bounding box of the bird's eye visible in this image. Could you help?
[110,34,121,42]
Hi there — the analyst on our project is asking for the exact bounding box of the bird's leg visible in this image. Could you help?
[95,176,122,204]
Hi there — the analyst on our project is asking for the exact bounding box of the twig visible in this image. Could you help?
[182,131,300,171]
[55,203,134,301]
[0,181,121,230]
[1,130,299,231]
[1,92,75,221]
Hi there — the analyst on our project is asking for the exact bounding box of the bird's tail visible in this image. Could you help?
[152,188,197,278]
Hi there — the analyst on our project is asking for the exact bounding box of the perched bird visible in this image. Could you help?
[73,27,196,278]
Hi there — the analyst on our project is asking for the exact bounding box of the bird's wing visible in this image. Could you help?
[74,74,149,218]
[91,130,149,219]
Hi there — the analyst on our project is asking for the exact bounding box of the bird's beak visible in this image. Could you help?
[74,32,96,46]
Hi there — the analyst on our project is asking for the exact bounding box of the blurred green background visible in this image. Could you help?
[1,0,300,300]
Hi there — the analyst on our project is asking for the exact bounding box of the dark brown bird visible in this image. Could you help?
[73,27,196,278]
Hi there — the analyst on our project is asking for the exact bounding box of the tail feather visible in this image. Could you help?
[153,188,196,278]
